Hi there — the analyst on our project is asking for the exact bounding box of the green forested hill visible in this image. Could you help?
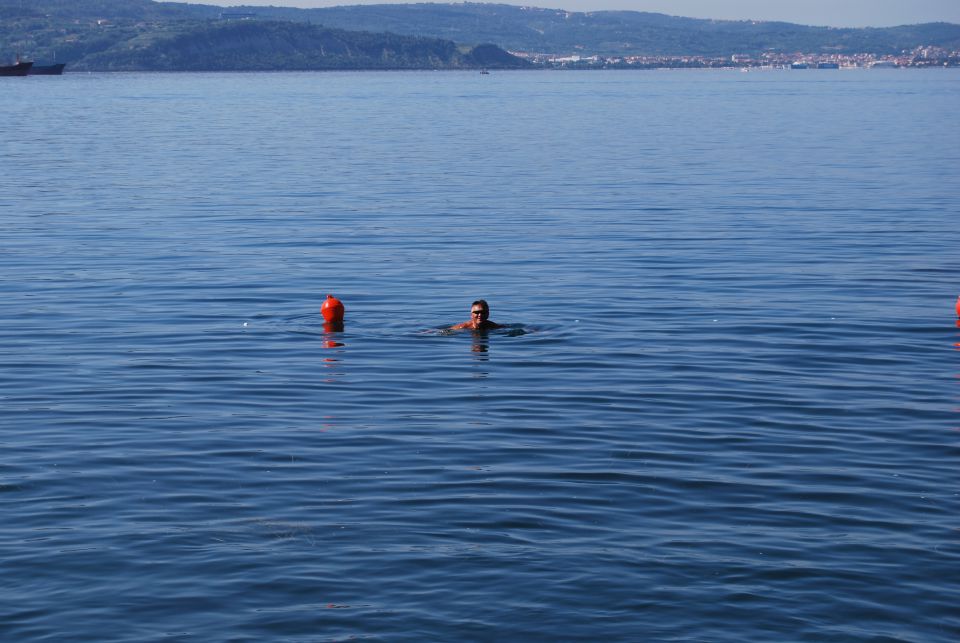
[2,0,958,70]
[68,21,523,71]
[0,0,527,70]
[0,0,197,21]
[265,3,960,56]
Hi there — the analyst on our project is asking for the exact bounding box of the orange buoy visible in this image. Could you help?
[321,294,345,323]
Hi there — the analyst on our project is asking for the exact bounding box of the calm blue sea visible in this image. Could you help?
[1,69,958,642]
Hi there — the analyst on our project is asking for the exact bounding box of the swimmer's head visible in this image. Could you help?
[470,300,490,322]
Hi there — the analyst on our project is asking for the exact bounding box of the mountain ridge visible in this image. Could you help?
[2,1,958,70]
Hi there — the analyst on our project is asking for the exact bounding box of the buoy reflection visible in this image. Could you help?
[320,320,346,381]
[323,320,345,347]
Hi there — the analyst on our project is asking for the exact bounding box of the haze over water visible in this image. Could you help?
[2,69,958,641]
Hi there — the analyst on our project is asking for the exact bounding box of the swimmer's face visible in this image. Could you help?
[471,306,488,324]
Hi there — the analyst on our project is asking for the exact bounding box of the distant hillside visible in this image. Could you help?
[0,0,528,70]
[260,3,960,56]
[0,0,195,21]
[2,0,958,70]
[76,21,527,71]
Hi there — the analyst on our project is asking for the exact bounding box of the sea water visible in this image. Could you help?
[1,69,958,641]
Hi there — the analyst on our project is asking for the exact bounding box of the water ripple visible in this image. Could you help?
[1,70,958,642]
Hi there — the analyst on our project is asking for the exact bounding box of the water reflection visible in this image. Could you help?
[471,330,490,356]
[323,320,344,338]
[320,322,346,381]
[432,323,533,371]
[463,324,531,360]
[470,331,490,379]
[322,321,345,349]
[954,321,959,434]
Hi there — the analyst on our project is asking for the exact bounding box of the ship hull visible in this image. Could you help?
[29,63,66,75]
[0,61,32,76]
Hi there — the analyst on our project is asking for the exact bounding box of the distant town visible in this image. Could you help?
[518,46,960,70]
[5,1,960,73]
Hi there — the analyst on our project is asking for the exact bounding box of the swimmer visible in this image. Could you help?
[450,299,502,331]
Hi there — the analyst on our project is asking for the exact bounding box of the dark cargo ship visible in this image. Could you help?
[0,60,32,76]
[28,63,66,75]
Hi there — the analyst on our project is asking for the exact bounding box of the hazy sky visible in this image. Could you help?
[188,1,960,28]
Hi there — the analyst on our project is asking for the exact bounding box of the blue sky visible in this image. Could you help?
[187,1,960,27]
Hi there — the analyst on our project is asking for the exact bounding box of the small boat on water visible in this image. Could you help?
[28,63,66,75]
[0,60,32,76]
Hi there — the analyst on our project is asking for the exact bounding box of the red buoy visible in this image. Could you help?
[321,294,345,323]
[956,295,960,318]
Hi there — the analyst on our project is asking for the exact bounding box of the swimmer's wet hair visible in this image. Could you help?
[472,299,489,310]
